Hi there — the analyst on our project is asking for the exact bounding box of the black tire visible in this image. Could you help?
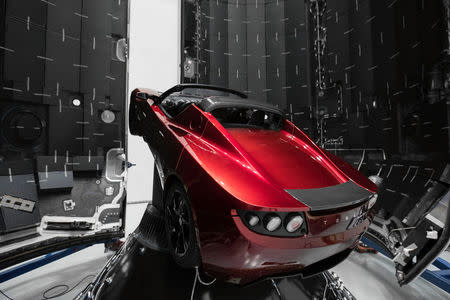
[164,181,201,268]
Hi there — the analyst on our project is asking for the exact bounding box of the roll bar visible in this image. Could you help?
[155,84,248,104]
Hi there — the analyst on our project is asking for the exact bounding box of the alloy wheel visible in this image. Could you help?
[166,191,191,257]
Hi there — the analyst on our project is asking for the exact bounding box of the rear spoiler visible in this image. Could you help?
[156,84,247,104]
[286,180,374,211]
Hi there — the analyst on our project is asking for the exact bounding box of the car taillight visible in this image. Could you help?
[285,214,304,233]
[246,213,260,227]
[264,214,282,232]
[236,210,308,237]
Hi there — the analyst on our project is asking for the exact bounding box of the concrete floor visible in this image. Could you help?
[332,252,449,300]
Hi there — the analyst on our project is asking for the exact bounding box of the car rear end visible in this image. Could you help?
[202,196,373,285]
[183,98,377,284]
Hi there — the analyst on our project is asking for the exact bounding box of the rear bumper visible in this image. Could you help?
[204,246,355,286]
[200,205,370,284]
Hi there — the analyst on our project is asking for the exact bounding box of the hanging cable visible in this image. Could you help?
[195,267,216,286]
[322,272,329,300]
[270,279,283,300]
[388,227,416,240]
[190,266,216,300]
[41,274,95,300]
[0,289,13,300]
[190,269,198,300]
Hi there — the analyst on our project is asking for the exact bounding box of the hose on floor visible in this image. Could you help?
[0,289,13,300]
[41,274,95,300]
[0,274,95,300]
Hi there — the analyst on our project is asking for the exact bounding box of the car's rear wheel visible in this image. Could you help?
[164,181,200,268]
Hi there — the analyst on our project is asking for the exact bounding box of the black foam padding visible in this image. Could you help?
[72,156,105,172]
[38,171,74,190]
[36,156,72,172]
[286,181,374,211]
[38,178,120,218]
[36,156,73,190]
[0,206,40,234]
[0,160,34,176]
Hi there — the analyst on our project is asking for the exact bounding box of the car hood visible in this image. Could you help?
[226,128,347,190]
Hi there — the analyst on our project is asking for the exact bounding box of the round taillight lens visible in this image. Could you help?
[246,214,260,227]
[285,214,304,233]
[264,215,282,232]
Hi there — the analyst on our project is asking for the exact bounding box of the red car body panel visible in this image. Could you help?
[226,128,347,190]
[131,88,377,284]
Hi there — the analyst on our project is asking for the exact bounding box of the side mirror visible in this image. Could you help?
[136,92,150,101]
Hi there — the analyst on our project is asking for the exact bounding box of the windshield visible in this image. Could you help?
[177,88,242,98]
[211,107,283,130]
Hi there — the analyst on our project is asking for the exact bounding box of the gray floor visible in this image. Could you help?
[332,252,449,300]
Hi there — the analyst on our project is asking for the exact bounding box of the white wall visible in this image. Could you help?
[126,0,180,234]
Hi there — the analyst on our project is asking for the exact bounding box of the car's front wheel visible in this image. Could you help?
[164,181,201,268]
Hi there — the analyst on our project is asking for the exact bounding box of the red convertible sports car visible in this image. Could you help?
[129,84,378,284]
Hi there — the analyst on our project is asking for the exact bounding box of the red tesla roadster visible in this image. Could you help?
[129,84,378,284]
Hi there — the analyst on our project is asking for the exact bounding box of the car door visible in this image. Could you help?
[134,93,192,189]
[0,0,129,269]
